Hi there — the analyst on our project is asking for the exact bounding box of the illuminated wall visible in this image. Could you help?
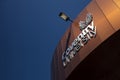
[51,0,120,80]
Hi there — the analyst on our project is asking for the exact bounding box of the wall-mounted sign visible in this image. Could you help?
[62,13,96,67]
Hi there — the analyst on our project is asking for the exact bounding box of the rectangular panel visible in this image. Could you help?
[96,0,120,30]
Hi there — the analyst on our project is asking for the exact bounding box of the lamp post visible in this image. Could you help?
[59,12,73,22]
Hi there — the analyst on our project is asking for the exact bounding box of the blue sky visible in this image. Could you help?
[0,0,91,80]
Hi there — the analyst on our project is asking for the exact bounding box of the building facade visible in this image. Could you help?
[51,0,120,80]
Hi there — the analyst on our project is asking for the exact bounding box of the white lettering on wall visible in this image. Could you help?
[62,13,96,67]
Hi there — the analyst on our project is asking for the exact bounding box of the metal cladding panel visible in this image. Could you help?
[52,0,120,80]
[113,0,120,8]
[96,0,120,30]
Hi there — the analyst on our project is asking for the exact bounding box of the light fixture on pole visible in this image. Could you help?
[59,12,73,22]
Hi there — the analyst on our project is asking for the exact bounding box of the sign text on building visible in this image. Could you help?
[62,13,96,67]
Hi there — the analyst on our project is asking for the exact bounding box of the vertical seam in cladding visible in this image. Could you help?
[112,0,120,10]
[95,0,116,31]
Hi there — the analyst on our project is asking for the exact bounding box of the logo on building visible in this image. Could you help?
[62,13,96,67]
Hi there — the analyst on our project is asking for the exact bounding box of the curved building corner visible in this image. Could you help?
[51,0,120,80]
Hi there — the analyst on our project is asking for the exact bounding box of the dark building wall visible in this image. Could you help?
[67,30,120,80]
[51,0,120,80]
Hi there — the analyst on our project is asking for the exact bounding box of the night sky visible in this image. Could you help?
[0,0,91,80]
